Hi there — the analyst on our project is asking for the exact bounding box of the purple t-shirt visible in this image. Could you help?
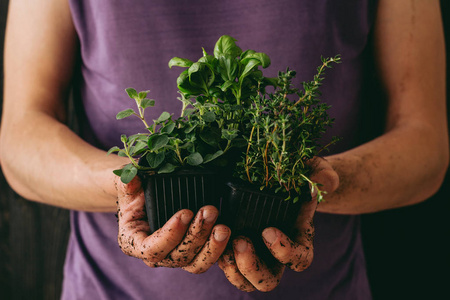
[62,1,377,299]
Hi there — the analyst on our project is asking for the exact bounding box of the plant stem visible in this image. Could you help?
[122,141,140,169]
[246,126,255,182]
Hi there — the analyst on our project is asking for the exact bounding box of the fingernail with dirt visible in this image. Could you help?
[180,211,193,225]
[203,209,218,224]
[235,239,248,253]
[214,228,229,242]
[262,228,277,245]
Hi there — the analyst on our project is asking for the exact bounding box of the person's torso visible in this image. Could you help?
[62,1,377,299]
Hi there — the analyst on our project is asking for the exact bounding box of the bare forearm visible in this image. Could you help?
[0,0,129,212]
[0,111,127,212]
[316,0,448,215]
[318,123,449,214]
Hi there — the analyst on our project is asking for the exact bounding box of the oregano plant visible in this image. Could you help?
[108,87,242,183]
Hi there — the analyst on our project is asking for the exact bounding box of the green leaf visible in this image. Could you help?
[138,90,150,99]
[113,169,123,177]
[148,134,169,151]
[116,109,135,120]
[221,129,238,140]
[141,98,155,109]
[107,146,120,155]
[156,112,171,123]
[158,163,176,174]
[240,52,271,68]
[218,55,238,82]
[208,87,222,98]
[133,141,147,154]
[125,88,138,99]
[186,152,203,166]
[199,127,221,146]
[263,77,279,87]
[239,58,261,83]
[214,35,242,59]
[146,152,165,169]
[178,141,193,149]
[220,80,236,92]
[120,164,138,184]
[161,122,176,134]
[168,57,194,68]
[118,150,128,157]
[203,150,224,164]
[184,123,198,134]
[240,49,256,60]
[128,134,148,145]
[182,108,196,117]
[198,54,217,68]
[202,111,216,123]
[120,134,128,143]
[177,70,203,96]
[188,62,215,91]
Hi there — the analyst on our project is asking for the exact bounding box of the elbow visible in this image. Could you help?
[0,130,33,200]
[0,131,15,190]
[421,139,449,201]
[435,142,449,188]
[0,131,7,176]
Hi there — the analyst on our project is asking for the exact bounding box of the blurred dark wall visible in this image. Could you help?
[0,1,449,300]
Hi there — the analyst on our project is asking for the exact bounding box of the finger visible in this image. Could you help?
[218,249,256,292]
[182,225,231,274]
[262,227,314,272]
[162,205,219,267]
[140,209,194,262]
[306,156,339,194]
[116,176,146,223]
[233,237,285,292]
[117,176,152,257]
[293,197,317,247]
[120,208,193,261]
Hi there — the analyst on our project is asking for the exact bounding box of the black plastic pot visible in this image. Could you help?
[222,182,311,264]
[139,165,311,245]
[222,182,311,238]
[139,169,225,233]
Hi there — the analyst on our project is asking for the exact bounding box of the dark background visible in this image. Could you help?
[0,1,449,299]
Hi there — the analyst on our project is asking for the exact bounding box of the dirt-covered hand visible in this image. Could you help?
[217,198,316,292]
[116,176,230,274]
[218,156,339,292]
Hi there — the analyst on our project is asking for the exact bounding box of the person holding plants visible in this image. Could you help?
[0,0,447,299]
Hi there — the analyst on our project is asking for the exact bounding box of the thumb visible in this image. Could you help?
[307,157,339,195]
[115,175,144,206]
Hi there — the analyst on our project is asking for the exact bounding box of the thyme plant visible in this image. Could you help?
[237,56,341,203]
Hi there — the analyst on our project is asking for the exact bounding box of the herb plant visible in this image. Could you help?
[108,35,273,184]
[168,35,272,107]
[109,35,340,204]
[237,56,341,203]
